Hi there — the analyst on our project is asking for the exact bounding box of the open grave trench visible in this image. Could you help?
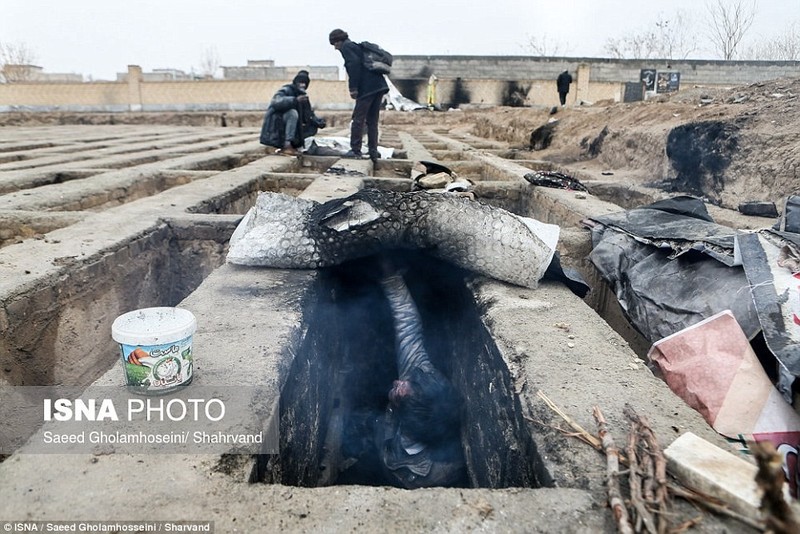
[0,120,751,530]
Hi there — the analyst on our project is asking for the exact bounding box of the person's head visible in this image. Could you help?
[390,368,461,444]
[292,70,310,90]
[329,28,349,50]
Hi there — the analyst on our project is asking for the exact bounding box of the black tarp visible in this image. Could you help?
[588,196,737,266]
[586,196,760,345]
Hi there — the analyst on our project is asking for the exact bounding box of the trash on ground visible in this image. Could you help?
[523,170,588,192]
[739,200,779,218]
[384,76,426,112]
[587,195,738,266]
[410,161,473,195]
[650,310,800,498]
[739,226,800,400]
[303,136,394,159]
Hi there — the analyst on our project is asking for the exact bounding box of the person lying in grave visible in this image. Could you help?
[374,257,467,488]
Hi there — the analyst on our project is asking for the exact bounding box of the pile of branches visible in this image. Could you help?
[594,405,669,534]
[536,391,800,533]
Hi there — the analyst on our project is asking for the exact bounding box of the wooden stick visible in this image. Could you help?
[594,405,634,534]
[667,483,764,530]
[627,422,657,534]
[751,440,800,534]
[536,391,766,531]
[522,415,601,450]
[669,516,703,533]
[625,405,669,534]
[536,390,602,449]
[640,438,656,503]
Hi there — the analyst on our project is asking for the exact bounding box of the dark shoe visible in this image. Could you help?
[368,151,381,162]
[342,150,363,159]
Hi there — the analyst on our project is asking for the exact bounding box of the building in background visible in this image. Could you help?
[222,60,339,81]
[109,61,340,83]
[0,64,83,83]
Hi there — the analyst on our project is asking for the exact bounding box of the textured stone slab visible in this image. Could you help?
[664,432,761,519]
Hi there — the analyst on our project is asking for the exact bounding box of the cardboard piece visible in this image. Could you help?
[648,310,800,497]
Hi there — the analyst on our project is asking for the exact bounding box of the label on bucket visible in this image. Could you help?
[119,336,193,394]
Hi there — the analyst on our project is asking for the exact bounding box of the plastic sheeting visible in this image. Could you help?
[736,196,800,401]
[586,196,760,344]
[303,136,394,159]
[384,76,426,112]
[649,310,800,442]
[648,310,800,497]
[740,229,800,400]
[588,196,738,266]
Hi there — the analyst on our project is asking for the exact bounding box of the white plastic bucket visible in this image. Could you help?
[112,307,197,395]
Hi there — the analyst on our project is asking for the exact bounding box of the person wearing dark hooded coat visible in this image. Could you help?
[374,260,466,489]
[259,70,326,156]
[328,28,389,161]
[556,70,573,107]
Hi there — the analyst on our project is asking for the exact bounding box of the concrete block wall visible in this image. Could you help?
[391,56,579,80]
[221,65,339,81]
[392,55,800,86]
[401,77,621,108]
[1,57,798,112]
[0,78,353,113]
[140,80,285,107]
[0,81,129,109]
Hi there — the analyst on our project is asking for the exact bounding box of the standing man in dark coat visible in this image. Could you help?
[329,28,389,161]
[259,70,326,156]
[556,70,573,107]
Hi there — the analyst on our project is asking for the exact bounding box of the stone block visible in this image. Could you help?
[664,432,762,520]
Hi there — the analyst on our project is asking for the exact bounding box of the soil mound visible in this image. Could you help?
[469,76,800,210]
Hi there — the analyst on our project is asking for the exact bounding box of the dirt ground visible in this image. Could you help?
[461,77,800,211]
[348,76,799,212]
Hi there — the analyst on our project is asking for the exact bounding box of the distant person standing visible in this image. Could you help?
[427,74,438,110]
[557,70,573,107]
[329,28,389,161]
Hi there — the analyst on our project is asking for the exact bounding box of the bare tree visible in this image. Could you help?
[705,0,757,60]
[197,46,220,79]
[741,21,800,60]
[653,12,698,60]
[521,34,570,57]
[0,41,38,82]
[602,11,697,60]
[604,32,657,59]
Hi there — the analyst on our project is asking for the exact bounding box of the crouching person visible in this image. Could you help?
[259,70,326,156]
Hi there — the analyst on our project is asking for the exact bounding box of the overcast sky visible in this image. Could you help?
[1,0,796,80]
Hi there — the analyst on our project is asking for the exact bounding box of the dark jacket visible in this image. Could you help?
[259,83,324,148]
[557,71,573,94]
[338,39,389,100]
